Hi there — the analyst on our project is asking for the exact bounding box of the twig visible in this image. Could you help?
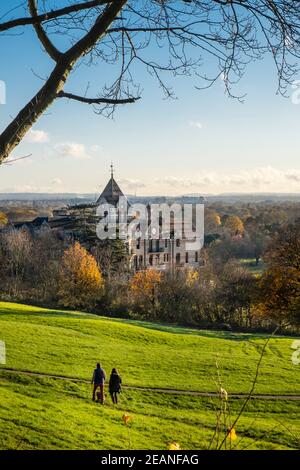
[218,326,280,450]
[2,154,32,165]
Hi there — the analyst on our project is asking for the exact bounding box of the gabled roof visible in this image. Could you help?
[14,217,49,229]
[31,217,49,226]
[97,175,126,206]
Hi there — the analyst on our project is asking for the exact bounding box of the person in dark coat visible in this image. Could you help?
[109,368,122,404]
[91,363,106,403]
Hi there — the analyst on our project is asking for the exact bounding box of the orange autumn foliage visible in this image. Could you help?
[59,242,104,309]
[130,269,162,314]
[224,215,244,235]
[0,211,8,228]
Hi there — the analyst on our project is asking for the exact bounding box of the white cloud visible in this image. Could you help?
[90,144,102,153]
[51,178,63,186]
[54,142,90,160]
[24,129,49,143]
[189,121,203,130]
[156,167,300,193]
[159,176,197,188]
[1,180,65,193]
[1,184,40,192]
[218,167,300,188]
[119,178,146,191]
[285,170,300,182]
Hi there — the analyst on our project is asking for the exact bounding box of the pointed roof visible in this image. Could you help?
[97,166,126,206]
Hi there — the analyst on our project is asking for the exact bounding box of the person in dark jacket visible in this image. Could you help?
[91,363,106,403]
[109,368,122,404]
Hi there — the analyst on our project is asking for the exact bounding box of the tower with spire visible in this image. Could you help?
[97,164,126,207]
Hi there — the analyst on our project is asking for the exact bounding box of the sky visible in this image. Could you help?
[0,1,300,196]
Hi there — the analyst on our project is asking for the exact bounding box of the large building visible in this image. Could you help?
[8,167,204,272]
[95,168,203,271]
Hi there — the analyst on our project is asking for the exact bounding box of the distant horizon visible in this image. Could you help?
[0,190,299,198]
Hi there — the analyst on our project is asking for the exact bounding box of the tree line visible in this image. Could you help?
[0,217,299,333]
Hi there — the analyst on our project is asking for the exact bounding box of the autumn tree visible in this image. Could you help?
[59,241,104,309]
[207,233,251,270]
[31,231,64,301]
[258,222,300,327]
[1,229,33,295]
[264,222,300,271]
[258,267,300,327]
[205,209,221,234]
[224,215,244,237]
[244,217,269,265]
[159,270,196,323]
[130,269,161,318]
[217,261,258,327]
[1,1,300,162]
[91,239,129,280]
[0,212,8,228]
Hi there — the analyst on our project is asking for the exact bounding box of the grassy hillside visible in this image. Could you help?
[0,302,299,450]
[0,302,298,393]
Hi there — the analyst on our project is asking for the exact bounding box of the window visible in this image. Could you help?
[149,255,153,266]
[165,239,168,248]
[195,251,198,262]
[176,253,181,265]
[136,239,140,250]
[139,255,143,267]
[156,240,160,252]
[176,239,180,247]
[185,252,189,263]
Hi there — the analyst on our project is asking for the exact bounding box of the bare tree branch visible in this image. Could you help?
[28,0,61,62]
[0,0,110,33]
[1,0,300,164]
[57,91,140,105]
[2,154,32,165]
[0,0,127,164]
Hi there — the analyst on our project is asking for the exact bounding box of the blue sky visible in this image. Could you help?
[0,1,300,195]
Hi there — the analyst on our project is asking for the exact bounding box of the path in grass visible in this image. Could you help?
[1,372,299,450]
[1,368,300,400]
[1,303,299,450]
[0,302,299,395]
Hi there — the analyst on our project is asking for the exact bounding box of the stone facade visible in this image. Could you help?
[130,237,201,271]
[95,170,203,271]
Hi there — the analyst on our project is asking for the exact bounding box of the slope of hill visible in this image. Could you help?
[0,302,299,450]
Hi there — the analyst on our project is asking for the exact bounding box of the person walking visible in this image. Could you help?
[91,363,106,404]
[109,368,122,404]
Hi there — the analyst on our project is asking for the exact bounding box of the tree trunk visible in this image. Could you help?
[0,0,127,163]
[0,60,73,162]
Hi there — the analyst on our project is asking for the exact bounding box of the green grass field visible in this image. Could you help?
[239,258,266,275]
[0,302,299,450]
